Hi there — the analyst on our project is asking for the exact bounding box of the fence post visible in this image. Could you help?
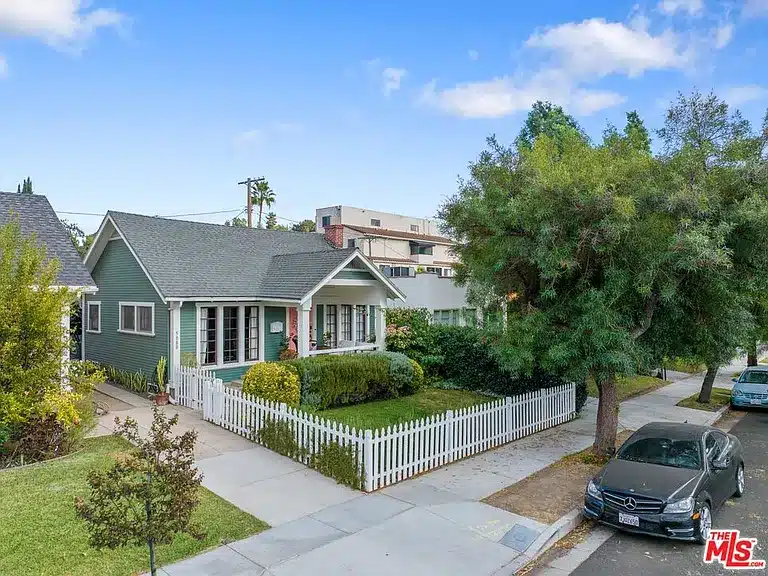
[216,380,224,425]
[364,429,373,492]
[445,410,455,463]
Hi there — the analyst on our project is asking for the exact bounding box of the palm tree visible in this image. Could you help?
[251,177,276,228]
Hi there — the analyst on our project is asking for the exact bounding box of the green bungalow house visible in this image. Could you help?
[82,211,405,383]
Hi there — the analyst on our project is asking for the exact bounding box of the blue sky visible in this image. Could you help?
[0,1,766,234]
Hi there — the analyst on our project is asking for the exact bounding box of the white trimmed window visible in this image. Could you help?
[119,302,154,336]
[199,306,217,366]
[340,305,352,341]
[223,306,239,364]
[86,301,101,333]
[355,305,367,342]
[245,306,259,361]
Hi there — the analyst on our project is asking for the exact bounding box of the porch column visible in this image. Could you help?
[298,301,311,357]
[376,295,387,351]
[169,301,181,371]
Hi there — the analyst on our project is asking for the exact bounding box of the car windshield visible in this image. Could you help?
[739,371,768,385]
[617,436,702,470]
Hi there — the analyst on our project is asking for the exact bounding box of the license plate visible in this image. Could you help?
[619,512,640,527]
[751,399,762,405]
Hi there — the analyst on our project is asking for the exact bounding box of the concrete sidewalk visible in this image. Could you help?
[137,369,734,576]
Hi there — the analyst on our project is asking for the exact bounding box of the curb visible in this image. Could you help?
[707,404,730,426]
[499,508,585,574]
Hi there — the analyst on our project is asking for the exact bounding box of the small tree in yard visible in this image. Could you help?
[75,407,204,576]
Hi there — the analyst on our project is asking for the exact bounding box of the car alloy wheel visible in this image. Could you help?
[696,503,712,545]
[735,464,745,497]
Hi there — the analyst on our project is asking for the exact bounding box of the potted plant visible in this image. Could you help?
[153,356,169,406]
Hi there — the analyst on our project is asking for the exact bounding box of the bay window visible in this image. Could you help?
[245,306,259,361]
[223,306,238,364]
[355,305,367,342]
[324,305,337,347]
[199,306,217,365]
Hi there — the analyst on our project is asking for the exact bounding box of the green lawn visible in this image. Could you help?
[586,375,670,402]
[676,387,732,412]
[316,388,493,430]
[0,435,268,576]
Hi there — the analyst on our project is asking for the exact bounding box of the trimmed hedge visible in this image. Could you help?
[242,363,301,407]
[282,352,422,410]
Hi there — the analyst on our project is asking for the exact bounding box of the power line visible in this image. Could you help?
[56,207,245,218]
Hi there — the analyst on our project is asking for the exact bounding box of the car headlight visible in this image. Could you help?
[732,388,745,397]
[664,496,694,514]
[586,479,603,500]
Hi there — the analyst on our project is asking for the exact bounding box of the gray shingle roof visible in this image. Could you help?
[108,211,351,299]
[259,248,357,299]
[0,192,95,288]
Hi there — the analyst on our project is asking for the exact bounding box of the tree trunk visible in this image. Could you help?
[258,203,264,228]
[697,365,718,403]
[593,373,619,457]
[148,539,156,576]
[747,340,758,367]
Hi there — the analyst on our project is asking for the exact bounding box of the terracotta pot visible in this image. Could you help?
[154,392,169,406]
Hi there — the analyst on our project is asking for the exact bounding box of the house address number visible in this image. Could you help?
[269,321,283,333]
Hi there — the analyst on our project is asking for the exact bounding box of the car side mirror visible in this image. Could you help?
[712,456,730,470]
[732,377,738,382]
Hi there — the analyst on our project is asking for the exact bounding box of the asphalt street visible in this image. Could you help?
[570,409,768,576]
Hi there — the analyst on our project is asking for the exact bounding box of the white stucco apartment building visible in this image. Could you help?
[316,205,478,325]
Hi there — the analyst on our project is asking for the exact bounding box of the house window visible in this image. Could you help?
[433,309,460,326]
[443,268,452,277]
[223,306,238,364]
[340,305,352,341]
[370,218,381,227]
[392,266,411,277]
[410,224,419,233]
[321,215,331,227]
[463,308,477,327]
[355,305,367,341]
[87,301,101,333]
[379,265,392,277]
[199,306,217,365]
[410,244,433,255]
[324,305,337,347]
[245,306,259,361]
[347,239,356,248]
[425,267,442,276]
[119,302,154,335]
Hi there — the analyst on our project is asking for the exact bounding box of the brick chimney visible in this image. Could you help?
[324,224,344,248]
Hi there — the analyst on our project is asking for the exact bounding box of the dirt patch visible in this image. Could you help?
[483,430,634,524]
[517,520,597,576]
[714,407,747,432]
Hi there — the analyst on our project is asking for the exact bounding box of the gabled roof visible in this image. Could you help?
[86,212,404,301]
[259,248,357,300]
[344,224,454,245]
[0,192,96,289]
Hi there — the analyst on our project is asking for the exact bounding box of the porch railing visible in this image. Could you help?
[308,343,380,356]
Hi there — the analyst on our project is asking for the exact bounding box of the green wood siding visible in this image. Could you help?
[180,302,196,354]
[84,239,168,377]
[333,269,375,280]
[264,306,286,361]
[212,365,252,382]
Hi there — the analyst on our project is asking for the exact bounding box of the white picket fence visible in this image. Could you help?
[200,378,576,492]
[170,365,221,411]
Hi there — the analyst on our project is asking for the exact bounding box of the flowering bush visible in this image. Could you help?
[242,363,301,407]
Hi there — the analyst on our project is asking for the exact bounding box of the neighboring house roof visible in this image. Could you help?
[344,224,454,245]
[0,192,96,289]
[86,211,404,302]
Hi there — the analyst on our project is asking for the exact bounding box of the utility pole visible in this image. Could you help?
[238,178,255,227]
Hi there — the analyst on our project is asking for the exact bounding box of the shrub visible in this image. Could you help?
[102,364,149,394]
[283,353,424,410]
[384,308,434,356]
[242,363,300,407]
[575,379,588,413]
[408,359,424,393]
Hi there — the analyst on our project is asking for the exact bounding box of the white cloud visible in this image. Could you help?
[234,121,303,146]
[0,1,124,47]
[526,18,690,78]
[419,71,625,118]
[723,84,768,106]
[658,0,704,15]
[382,67,406,95]
[235,129,262,145]
[468,49,479,61]
[0,56,7,78]
[714,22,733,48]
[743,0,768,17]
